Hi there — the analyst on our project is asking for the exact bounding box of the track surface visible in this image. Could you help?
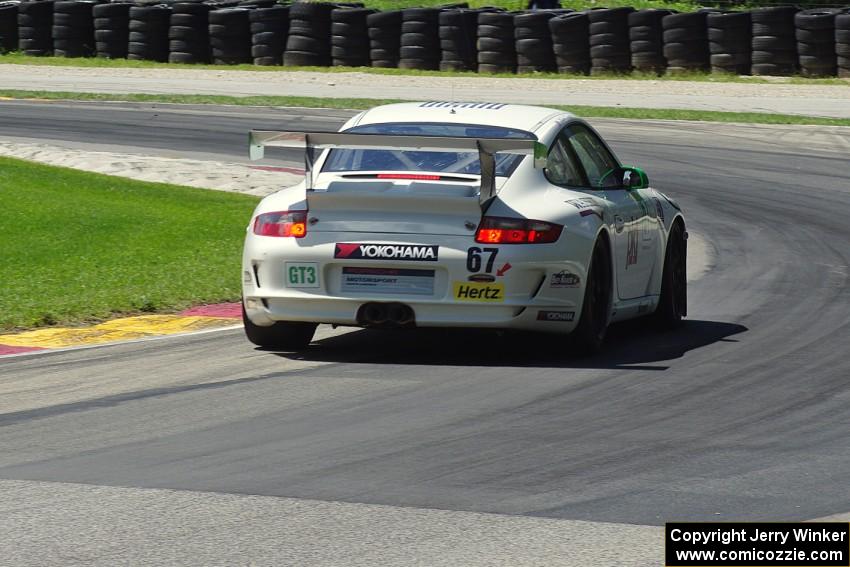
[2,101,850,563]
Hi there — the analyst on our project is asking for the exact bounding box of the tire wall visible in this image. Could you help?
[7,1,850,77]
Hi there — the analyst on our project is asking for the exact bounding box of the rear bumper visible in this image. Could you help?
[242,231,591,334]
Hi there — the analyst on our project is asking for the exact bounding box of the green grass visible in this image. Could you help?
[359,0,701,12]
[2,52,848,85]
[2,89,849,126]
[0,156,259,331]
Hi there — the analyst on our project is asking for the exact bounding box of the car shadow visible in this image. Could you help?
[268,319,748,370]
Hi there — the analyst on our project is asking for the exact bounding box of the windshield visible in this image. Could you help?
[321,122,535,177]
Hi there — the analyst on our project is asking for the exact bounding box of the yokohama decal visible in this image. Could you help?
[334,243,439,261]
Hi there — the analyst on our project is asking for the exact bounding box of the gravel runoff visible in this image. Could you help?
[1,64,850,118]
[0,141,300,196]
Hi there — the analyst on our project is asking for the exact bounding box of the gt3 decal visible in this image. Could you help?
[335,243,438,261]
[537,310,575,322]
[286,262,319,288]
[466,247,499,273]
[453,281,504,302]
[550,270,580,288]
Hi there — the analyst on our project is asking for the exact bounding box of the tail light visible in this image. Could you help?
[252,211,307,238]
[475,217,563,244]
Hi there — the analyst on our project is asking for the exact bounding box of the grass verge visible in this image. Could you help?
[0,156,258,331]
[2,52,849,85]
[2,89,850,126]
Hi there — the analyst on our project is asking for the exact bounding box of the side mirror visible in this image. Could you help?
[619,166,649,190]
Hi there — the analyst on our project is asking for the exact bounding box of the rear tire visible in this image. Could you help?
[652,220,687,328]
[242,303,317,350]
[571,236,613,354]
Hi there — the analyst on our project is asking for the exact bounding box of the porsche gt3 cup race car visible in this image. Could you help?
[241,102,687,352]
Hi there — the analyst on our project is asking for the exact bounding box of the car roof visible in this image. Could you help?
[352,102,570,135]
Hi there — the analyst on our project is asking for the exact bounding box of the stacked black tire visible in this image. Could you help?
[549,12,589,74]
[331,7,374,67]
[795,9,838,78]
[477,10,515,73]
[662,11,709,73]
[169,2,211,64]
[629,9,670,73]
[250,5,286,66]
[18,1,53,56]
[367,9,401,68]
[750,6,798,76]
[93,2,130,59]
[209,8,251,65]
[514,10,557,73]
[0,1,18,53]
[589,7,633,75]
[707,11,751,75]
[53,0,94,57]
[128,4,170,62]
[439,8,478,72]
[398,7,440,70]
[284,1,333,67]
[839,12,850,78]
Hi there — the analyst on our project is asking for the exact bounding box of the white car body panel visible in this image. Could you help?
[242,102,684,335]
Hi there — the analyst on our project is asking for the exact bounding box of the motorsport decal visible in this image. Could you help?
[453,281,505,302]
[567,198,604,220]
[626,228,639,268]
[285,262,320,288]
[550,270,580,288]
[335,243,439,261]
[654,197,665,223]
[537,310,575,322]
[342,267,434,295]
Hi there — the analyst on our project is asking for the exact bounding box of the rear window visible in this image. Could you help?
[321,122,535,177]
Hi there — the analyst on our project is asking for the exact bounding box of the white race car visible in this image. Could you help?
[242,102,686,352]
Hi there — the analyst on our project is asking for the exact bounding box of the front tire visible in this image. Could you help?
[571,236,613,354]
[653,220,687,328]
[242,303,317,350]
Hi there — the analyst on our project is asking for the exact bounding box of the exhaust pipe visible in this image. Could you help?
[388,303,415,326]
[358,302,415,327]
[361,303,388,325]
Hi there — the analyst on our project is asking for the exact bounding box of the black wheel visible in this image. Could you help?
[653,221,687,328]
[242,303,317,350]
[572,237,613,354]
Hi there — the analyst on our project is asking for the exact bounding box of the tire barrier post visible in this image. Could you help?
[439,8,479,72]
[707,11,751,75]
[795,9,839,78]
[514,10,559,73]
[477,10,516,74]
[93,2,130,60]
[331,7,375,67]
[629,9,672,74]
[169,2,211,64]
[662,11,709,73]
[367,9,401,68]
[250,5,287,66]
[589,7,634,75]
[128,4,170,62]
[284,1,333,67]
[0,1,18,53]
[838,12,850,78]
[399,7,440,70]
[209,8,252,65]
[750,6,798,76]
[549,11,589,75]
[52,0,94,57]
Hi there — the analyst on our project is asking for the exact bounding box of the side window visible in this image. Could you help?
[544,137,583,187]
[565,125,619,188]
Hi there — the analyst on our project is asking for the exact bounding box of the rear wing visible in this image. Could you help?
[249,130,547,206]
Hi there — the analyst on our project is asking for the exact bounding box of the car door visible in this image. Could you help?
[561,123,656,300]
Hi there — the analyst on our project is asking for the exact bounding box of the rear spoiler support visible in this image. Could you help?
[249,130,547,207]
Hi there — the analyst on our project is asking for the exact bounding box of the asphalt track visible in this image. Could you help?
[2,101,850,565]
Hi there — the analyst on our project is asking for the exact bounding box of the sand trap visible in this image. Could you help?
[0,141,301,197]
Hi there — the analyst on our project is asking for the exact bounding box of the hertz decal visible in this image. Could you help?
[453,281,504,302]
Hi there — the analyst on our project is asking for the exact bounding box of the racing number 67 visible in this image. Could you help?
[467,247,499,273]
